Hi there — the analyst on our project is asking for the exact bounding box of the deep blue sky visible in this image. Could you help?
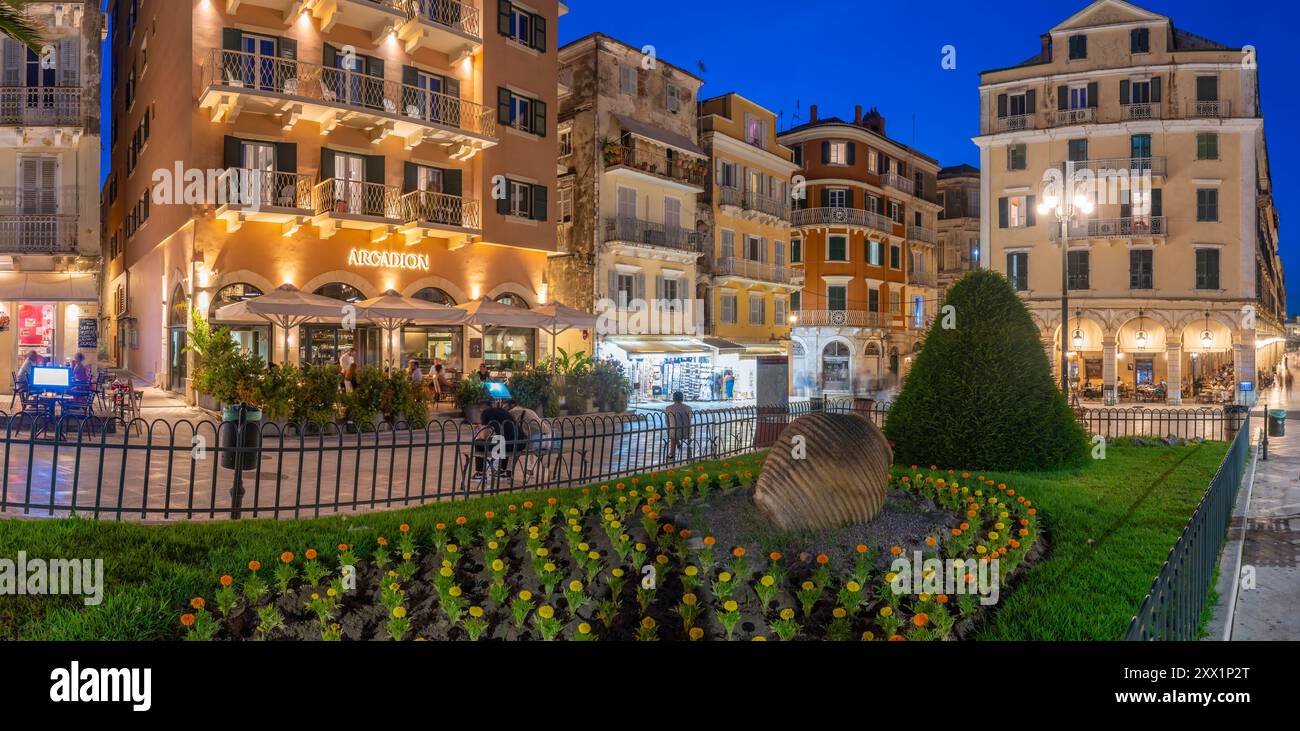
[98,0,1300,314]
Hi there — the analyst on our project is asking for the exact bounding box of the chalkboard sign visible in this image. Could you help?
[78,317,98,349]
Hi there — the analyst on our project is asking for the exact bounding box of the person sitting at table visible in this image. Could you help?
[475,362,491,382]
[471,403,523,478]
[407,359,424,386]
[71,353,91,384]
[16,350,38,389]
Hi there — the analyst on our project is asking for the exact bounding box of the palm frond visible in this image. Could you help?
[0,0,48,53]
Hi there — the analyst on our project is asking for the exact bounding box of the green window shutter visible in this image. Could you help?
[531,99,547,137]
[821,141,830,163]
[275,142,296,173]
[277,37,297,61]
[532,14,547,52]
[403,162,419,193]
[223,136,243,169]
[222,28,243,51]
[1087,82,1098,107]
[443,169,462,198]
[1151,188,1162,218]
[365,155,385,185]
[498,1,512,36]
[998,197,1009,228]
[320,148,336,180]
[997,93,1008,118]
[1150,76,1161,102]
[1057,86,1068,111]
[1119,80,1130,105]
[1025,89,1036,113]
[497,180,511,215]
[846,142,856,165]
[531,185,548,222]
[1026,195,1036,227]
[497,87,512,125]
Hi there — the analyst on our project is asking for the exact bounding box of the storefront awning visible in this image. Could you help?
[0,272,98,301]
[699,337,745,354]
[608,339,711,355]
[614,114,708,157]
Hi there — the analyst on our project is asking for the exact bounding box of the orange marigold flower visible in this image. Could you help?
[523,501,534,509]
[399,523,411,533]
[219,575,233,587]
[855,544,868,554]
[925,537,937,547]
[247,560,261,572]
[815,554,829,565]
[190,597,205,610]
[936,594,949,604]
[888,634,907,642]
[889,546,903,556]
[732,547,746,558]
[180,613,196,627]
[305,549,318,560]
[912,612,930,628]
[679,529,692,539]
[280,551,294,564]
[951,528,962,537]
[703,536,716,546]
[484,511,495,519]
[1028,508,1037,516]
[337,543,348,552]
[769,552,783,562]
[378,537,388,546]
[455,516,467,525]
[547,498,557,505]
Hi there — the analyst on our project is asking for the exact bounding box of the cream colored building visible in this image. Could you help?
[975,0,1285,405]
[0,1,102,392]
[554,34,710,401]
[697,92,799,399]
[936,164,981,300]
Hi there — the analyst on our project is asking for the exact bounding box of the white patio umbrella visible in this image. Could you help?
[535,302,598,359]
[355,290,468,367]
[455,298,553,371]
[213,284,350,364]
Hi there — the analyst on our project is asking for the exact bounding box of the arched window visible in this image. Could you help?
[864,342,882,357]
[314,282,365,303]
[168,284,189,327]
[209,283,264,319]
[791,341,805,357]
[494,292,529,309]
[412,287,457,306]
[821,341,851,392]
[823,342,851,358]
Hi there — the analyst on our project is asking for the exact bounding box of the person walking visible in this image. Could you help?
[723,370,736,400]
[1286,369,1294,397]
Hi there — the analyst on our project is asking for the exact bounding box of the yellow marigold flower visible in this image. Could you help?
[800,581,814,591]
[655,554,669,565]
[440,567,453,578]
[886,572,898,583]
[723,600,738,612]
[588,551,600,561]
[779,608,795,620]
[449,586,463,597]
[752,635,767,641]
[535,547,548,557]
[861,631,875,641]
[519,590,533,601]
[640,617,656,630]
[402,552,412,561]
[326,588,337,597]
[880,606,894,618]
[578,623,592,635]
[989,531,1000,540]
[682,593,698,606]
[488,541,499,550]
[635,543,646,552]
[718,572,732,583]
[685,566,698,576]
[543,563,556,573]
[976,545,988,554]
[846,581,861,592]
[833,607,847,618]
[568,580,583,592]
[612,568,624,578]
[760,575,775,587]
[392,606,407,618]
[538,605,555,619]
[469,606,484,618]
[491,559,504,572]
[689,627,705,640]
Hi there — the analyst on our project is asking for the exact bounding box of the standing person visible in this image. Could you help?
[339,347,355,373]
[1287,370,1294,396]
[713,371,724,402]
[342,362,358,394]
[724,370,736,400]
[664,391,693,459]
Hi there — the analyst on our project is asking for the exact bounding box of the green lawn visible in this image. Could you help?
[971,442,1230,640]
[0,444,1228,641]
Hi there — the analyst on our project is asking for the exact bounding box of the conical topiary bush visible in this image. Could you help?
[884,269,1089,471]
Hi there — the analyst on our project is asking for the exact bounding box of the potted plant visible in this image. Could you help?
[455,378,490,423]
[187,310,265,416]
[591,359,632,413]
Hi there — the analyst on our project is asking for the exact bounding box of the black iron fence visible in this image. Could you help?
[1123,413,1252,640]
[1077,406,1237,442]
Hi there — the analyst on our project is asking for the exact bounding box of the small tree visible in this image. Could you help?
[885,269,1089,471]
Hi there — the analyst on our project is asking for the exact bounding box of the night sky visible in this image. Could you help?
[99,0,1300,314]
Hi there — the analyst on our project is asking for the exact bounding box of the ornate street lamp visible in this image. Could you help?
[1200,310,1214,350]
[1134,308,1149,350]
[1038,163,1094,393]
[1071,309,1084,349]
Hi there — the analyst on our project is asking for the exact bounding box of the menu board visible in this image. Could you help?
[79,318,98,349]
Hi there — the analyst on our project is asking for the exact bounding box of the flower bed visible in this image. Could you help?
[178,459,1041,641]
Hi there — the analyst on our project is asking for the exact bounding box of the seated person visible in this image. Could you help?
[508,399,556,451]
[71,353,91,384]
[471,403,524,476]
[435,364,453,392]
[406,359,424,386]
[475,362,492,382]
[16,350,38,391]
[664,391,693,458]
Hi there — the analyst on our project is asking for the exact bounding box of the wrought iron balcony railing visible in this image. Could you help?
[907,225,935,244]
[313,179,404,220]
[713,257,798,284]
[792,310,891,328]
[0,87,83,126]
[399,189,481,230]
[0,214,79,253]
[604,144,706,188]
[880,172,914,195]
[791,206,895,234]
[1048,216,1168,241]
[219,169,316,210]
[1059,156,1167,178]
[604,216,702,253]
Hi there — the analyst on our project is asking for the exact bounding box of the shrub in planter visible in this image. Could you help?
[383,370,429,429]
[885,269,1089,471]
[187,310,264,406]
[456,378,490,420]
[507,369,554,412]
[592,360,632,413]
[254,364,299,423]
[342,365,386,432]
[292,364,342,429]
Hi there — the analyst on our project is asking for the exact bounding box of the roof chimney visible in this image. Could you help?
[809,104,818,123]
[1041,33,1053,60]
[854,105,863,125]
[863,107,885,136]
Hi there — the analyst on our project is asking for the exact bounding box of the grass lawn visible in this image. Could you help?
[971,442,1230,641]
[0,443,1229,641]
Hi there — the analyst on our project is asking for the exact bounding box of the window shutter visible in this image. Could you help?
[655,275,665,301]
[1026,195,1036,227]
[278,37,297,61]
[633,272,645,302]
[320,148,336,180]
[58,37,79,87]
[846,143,856,165]
[531,185,547,222]
[221,28,243,51]
[443,169,462,198]
[275,142,296,172]
[498,1,512,36]
[1150,76,1161,102]
[1119,80,1130,105]
[1087,82,1098,108]
[844,188,855,209]
[1151,188,1162,218]
[1057,86,1068,111]
[365,155,385,184]
[223,136,243,169]
[1197,76,1218,101]
[366,56,384,79]
[997,93,1008,118]
[821,141,830,163]
[323,43,338,69]
[998,197,1009,228]
[497,87,512,125]
[532,14,547,52]
[819,188,829,208]
[401,65,417,87]
[497,180,511,215]
[403,162,418,193]
[531,99,547,137]
[1025,89,1036,113]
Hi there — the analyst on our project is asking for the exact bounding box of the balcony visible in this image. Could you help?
[1056,107,1096,126]
[399,189,482,235]
[714,257,799,285]
[1059,156,1167,179]
[603,143,706,192]
[0,87,83,127]
[214,169,316,231]
[1187,99,1231,119]
[992,113,1035,133]
[881,172,914,196]
[1048,216,1168,242]
[1120,102,1162,121]
[718,186,790,220]
[312,178,405,237]
[239,0,482,54]
[791,206,895,236]
[0,215,79,254]
[909,270,937,288]
[200,50,496,153]
[907,225,935,244]
[603,217,702,255]
[791,310,891,329]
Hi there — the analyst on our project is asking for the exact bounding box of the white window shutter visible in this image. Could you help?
[1,38,20,87]
[58,36,80,87]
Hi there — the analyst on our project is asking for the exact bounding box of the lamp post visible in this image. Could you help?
[1038,163,1094,394]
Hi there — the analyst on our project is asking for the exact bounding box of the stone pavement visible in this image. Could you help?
[1208,370,1300,640]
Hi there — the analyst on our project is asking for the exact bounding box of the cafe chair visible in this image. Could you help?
[8,371,22,410]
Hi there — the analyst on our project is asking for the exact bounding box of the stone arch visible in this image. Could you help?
[400,275,470,305]
[300,270,380,300]
[212,269,277,297]
[484,281,539,308]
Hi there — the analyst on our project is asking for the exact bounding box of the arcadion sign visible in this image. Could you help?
[348,248,431,272]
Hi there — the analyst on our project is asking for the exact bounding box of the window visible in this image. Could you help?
[1129,79,1152,104]
[558,128,572,157]
[1068,34,1087,60]
[557,184,573,224]
[867,289,880,313]
[496,178,548,221]
[749,297,765,325]
[791,144,803,166]
[826,141,849,165]
[1067,138,1088,162]
[1008,144,1027,170]
[1067,250,1090,290]
[888,200,903,224]
[1196,189,1219,222]
[790,239,802,264]
[1131,134,1152,160]
[1001,195,1031,228]
[1129,249,1153,289]
[890,292,901,314]
[889,244,901,269]
[1068,84,1089,110]
[1007,252,1028,291]
[744,113,768,148]
[618,65,636,95]
[1131,28,1150,53]
[826,188,847,208]
[827,286,847,312]
[744,234,763,262]
[720,229,736,258]
[666,84,682,113]
[498,88,547,136]
[720,294,738,324]
[775,298,788,325]
[1197,133,1219,160]
[499,2,547,52]
[867,240,882,266]
[1007,92,1029,117]
[791,291,801,313]
[659,276,681,308]
[827,235,847,262]
[1195,249,1221,290]
[615,274,636,308]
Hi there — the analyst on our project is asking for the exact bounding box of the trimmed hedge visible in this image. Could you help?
[885,269,1089,471]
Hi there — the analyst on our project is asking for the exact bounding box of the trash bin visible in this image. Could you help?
[1267,409,1286,438]
[1224,404,1249,442]
[219,404,263,471]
